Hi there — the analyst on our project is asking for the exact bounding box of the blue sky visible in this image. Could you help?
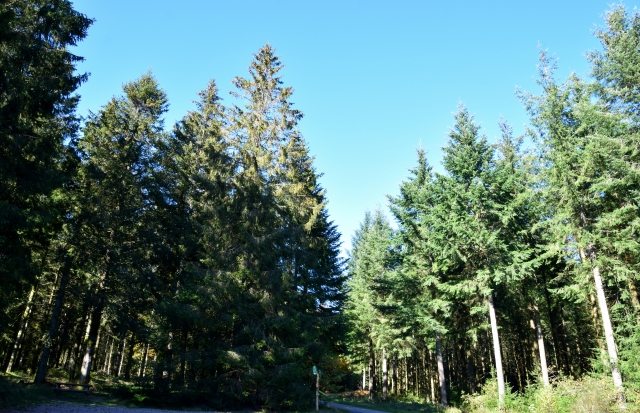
[70,0,633,254]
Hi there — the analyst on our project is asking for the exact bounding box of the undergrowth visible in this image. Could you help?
[462,376,638,413]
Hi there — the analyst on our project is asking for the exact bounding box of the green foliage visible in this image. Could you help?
[4,2,640,412]
[462,376,627,413]
[0,0,92,347]
[344,4,640,408]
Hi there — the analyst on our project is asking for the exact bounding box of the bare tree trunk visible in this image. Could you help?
[34,256,72,384]
[124,332,136,379]
[430,363,435,402]
[69,312,91,380]
[435,331,447,406]
[467,347,477,393]
[488,292,505,405]
[416,352,420,396]
[592,264,624,398]
[6,286,36,373]
[101,336,110,372]
[533,303,550,386]
[106,338,114,374]
[179,329,187,386]
[628,277,640,325]
[404,356,408,395]
[140,343,149,378]
[392,353,397,395]
[117,335,127,377]
[368,338,375,399]
[382,348,388,400]
[79,293,105,384]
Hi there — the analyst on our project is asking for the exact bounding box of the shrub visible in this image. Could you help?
[461,376,622,413]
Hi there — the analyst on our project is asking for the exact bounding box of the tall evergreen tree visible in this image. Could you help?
[345,210,397,399]
[519,48,640,401]
[72,73,169,385]
[0,0,92,344]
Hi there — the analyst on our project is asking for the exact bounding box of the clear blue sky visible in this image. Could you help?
[70,0,632,255]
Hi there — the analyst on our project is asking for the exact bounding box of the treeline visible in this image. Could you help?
[0,1,344,410]
[345,5,640,408]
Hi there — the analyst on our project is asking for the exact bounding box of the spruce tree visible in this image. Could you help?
[0,0,92,343]
[72,73,169,385]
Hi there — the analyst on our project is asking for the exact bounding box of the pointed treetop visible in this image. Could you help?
[442,103,493,184]
[122,71,168,118]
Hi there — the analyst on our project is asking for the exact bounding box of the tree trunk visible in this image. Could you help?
[34,256,72,384]
[430,351,435,403]
[124,333,136,380]
[488,292,505,405]
[140,343,149,378]
[6,286,36,373]
[435,331,447,406]
[79,294,105,384]
[69,312,91,380]
[100,336,109,372]
[415,352,419,396]
[382,348,388,400]
[592,264,624,397]
[533,303,550,386]
[368,338,375,398]
[466,347,477,393]
[392,353,397,395]
[106,338,114,374]
[117,335,127,377]
[179,329,187,386]
[627,277,640,325]
[404,356,408,395]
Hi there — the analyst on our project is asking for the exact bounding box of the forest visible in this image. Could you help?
[1,1,640,412]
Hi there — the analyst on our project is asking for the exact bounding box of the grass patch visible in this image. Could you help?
[324,392,458,413]
[461,376,639,412]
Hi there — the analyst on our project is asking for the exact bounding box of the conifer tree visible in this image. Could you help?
[439,105,512,403]
[0,0,92,343]
[73,73,169,385]
[587,7,640,390]
[345,210,396,399]
[388,149,452,405]
[520,50,638,401]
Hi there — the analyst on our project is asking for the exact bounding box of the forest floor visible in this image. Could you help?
[2,402,349,413]
[1,395,349,413]
[0,370,348,413]
[0,375,347,413]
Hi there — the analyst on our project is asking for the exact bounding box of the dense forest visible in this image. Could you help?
[2,1,640,412]
[0,1,344,410]
[345,5,640,411]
